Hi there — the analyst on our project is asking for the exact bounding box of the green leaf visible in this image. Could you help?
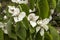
[44,32,53,40]
[15,22,26,40]
[6,18,16,39]
[49,25,59,40]
[22,17,30,30]
[0,29,4,40]
[59,35,60,40]
[20,4,29,16]
[48,0,56,9]
[29,0,35,9]
[56,1,60,12]
[39,0,49,19]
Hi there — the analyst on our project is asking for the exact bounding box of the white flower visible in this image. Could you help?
[37,19,49,31]
[14,12,26,22]
[0,22,8,34]
[8,6,20,16]
[28,13,39,21]
[2,23,8,34]
[27,13,39,27]
[11,0,20,3]
[36,18,51,36]
[4,15,7,20]
[11,0,28,4]
[8,6,15,13]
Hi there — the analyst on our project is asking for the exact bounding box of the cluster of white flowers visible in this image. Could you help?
[0,22,8,34]
[8,6,26,22]
[27,12,52,36]
[11,0,28,4]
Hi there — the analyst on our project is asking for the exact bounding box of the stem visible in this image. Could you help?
[42,36,44,40]
[18,5,23,12]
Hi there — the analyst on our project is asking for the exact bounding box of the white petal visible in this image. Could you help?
[50,9,54,14]
[12,8,20,16]
[2,23,8,34]
[0,22,4,28]
[4,30,8,34]
[4,15,7,19]
[27,13,39,21]
[27,13,35,21]
[34,16,39,21]
[40,28,44,36]
[42,25,49,31]
[14,17,19,22]
[36,26,41,33]
[19,0,28,4]
[37,20,43,25]
[42,18,50,25]
[18,12,26,21]
[8,6,15,14]
[29,9,33,13]
[30,21,37,27]
[49,16,52,21]
[2,27,8,34]
[29,8,35,13]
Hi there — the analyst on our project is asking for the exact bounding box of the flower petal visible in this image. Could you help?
[28,13,39,21]
[30,21,37,27]
[12,8,20,16]
[0,22,4,28]
[8,6,15,14]
[36,26,41,33]
[40,28,44,36]
[14,17,19,22]
[18,12,26,21]
[42,18,50,25]
[43,25,49,31]
[27,13,35,21]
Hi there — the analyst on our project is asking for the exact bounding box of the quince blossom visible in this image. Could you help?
[8,6,20,16]
[36,16,52,36]
[14,12,26,22]
[27,13,39,27]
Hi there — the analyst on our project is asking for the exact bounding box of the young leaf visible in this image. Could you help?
[39,0,49,19]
